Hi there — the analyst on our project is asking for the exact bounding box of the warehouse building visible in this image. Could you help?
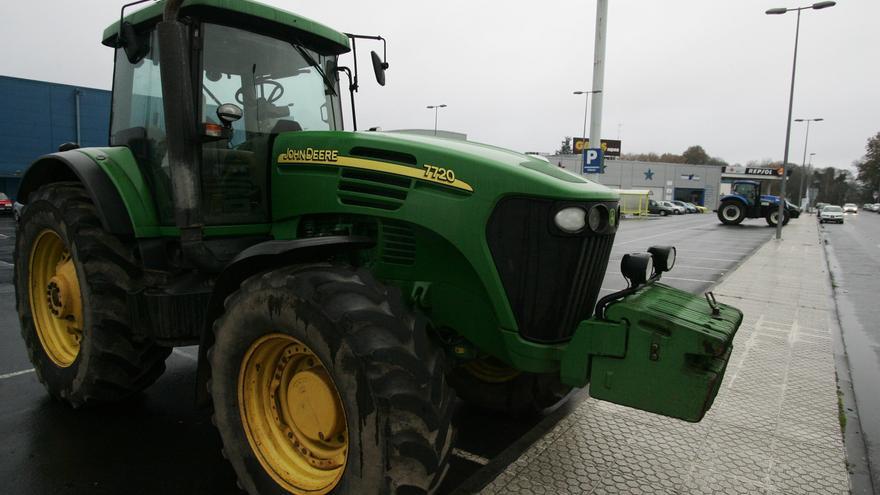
[548,154,725,211]
[0,76,111,200]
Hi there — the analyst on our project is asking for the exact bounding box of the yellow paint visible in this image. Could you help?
[278,151,474,193]
[28,229,83,367]
[239,333,348,495]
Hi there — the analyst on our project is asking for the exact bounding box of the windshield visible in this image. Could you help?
[823,206,842,212]
[201,23,343,142]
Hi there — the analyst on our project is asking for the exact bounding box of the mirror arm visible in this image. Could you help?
[116,0,154,47]
[337,66,357,131]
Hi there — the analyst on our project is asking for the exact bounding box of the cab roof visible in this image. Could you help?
[102,0,350,55]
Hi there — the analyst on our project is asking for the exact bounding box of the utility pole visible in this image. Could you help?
[426,104,447,135]
[588,0,608,159]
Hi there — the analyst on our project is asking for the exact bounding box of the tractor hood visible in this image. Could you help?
[271,130,617,202]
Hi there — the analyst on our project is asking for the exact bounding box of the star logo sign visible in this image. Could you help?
[644,168,655,180]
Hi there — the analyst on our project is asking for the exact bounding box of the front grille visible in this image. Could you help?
[337,169,410,211]
[487,197,617,343]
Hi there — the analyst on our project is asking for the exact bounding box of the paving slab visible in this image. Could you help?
[482,218,850,494]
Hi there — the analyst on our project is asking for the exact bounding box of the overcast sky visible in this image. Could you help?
[1,0,877,169]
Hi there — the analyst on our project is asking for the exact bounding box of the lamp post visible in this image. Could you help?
[766,1,836,240]
[795,117,823,205]
[426,104,447,136]
[573,90,601,168]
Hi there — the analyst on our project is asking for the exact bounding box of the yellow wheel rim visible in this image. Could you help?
[463,357,521,383]
[28,229,83,368]
[238,334,348,494]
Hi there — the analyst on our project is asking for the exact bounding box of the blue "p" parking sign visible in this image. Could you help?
[583,148,604,174]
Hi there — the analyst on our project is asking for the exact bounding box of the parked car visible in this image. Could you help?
[648,199,676,216]
[13,201,25,223]
[843,203,858,214]
[671,200,697,213]
[872,203,880,213]
[785,200,801,218]
[662,201,687,215]
[688,203,708,213]
[819,205,844,224]
[0,193,12,214]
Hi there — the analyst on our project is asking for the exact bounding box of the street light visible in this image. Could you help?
[795,117,823,205]
[573,90,602,145]
[765,1,836,240]
[426,104,447,136]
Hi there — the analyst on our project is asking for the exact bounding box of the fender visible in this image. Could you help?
[17,151,134,236]
[194,235,375,407]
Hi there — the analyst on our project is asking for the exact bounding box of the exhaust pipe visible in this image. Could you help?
[157,0,223,272]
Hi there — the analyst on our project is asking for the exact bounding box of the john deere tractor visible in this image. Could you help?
[14,1,742,493]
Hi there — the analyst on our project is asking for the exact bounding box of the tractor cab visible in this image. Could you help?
[730,180,762,215]
[105,4,348,227]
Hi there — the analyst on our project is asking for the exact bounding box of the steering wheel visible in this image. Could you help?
[235,80,284,105]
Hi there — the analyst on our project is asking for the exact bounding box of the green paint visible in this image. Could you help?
[561,283,742,422]
[102,0,349,54]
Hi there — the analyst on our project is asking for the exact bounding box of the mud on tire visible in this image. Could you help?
[208,264,456,494]
[14,182,170,407]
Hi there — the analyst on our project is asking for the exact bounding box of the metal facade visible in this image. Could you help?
[0,76,111,200]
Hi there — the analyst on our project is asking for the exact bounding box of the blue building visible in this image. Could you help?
[0,75,111,200]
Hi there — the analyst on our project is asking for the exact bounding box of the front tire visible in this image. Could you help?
[209,265,455,495]
[766,208,790,227]
[660,210,668,216]
[717,201,746,225]
[14,182,169,407]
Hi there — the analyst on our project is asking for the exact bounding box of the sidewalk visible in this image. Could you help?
[482,218,849,494]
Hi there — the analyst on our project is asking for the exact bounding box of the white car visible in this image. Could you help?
[819,205,844,224]
[661,201,686,215]
[843,203,858,214]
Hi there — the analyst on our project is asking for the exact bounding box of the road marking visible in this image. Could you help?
[0,233,8,239]
[0,368,35,380]
[614,222,716,246]
[452,448,490,466]
[0,260,12,268]
[663,276,715,283]
[172,348,198,361]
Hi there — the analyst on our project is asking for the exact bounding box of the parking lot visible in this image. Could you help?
[0,212,775,494]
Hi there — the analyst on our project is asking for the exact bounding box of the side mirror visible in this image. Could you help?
[370,50,388,86]
[216,103,243,128]
[119,22,150,63]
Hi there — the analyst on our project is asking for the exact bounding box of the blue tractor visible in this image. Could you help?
[717,180,795,227]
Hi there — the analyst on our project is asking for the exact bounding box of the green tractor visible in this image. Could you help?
[13,1,743,493]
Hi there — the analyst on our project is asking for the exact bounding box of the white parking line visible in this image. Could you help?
[172,348,198,361]
[452,448,490,466]
[0,260,12,268]
[0,233,8,239]
[0,368,35,380]
[662,276,715,283]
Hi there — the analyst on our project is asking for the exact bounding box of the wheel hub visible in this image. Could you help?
[723,206,739,220]
[287,369,342,443]
[28,230,83,367]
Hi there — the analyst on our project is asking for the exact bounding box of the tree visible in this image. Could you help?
[856,131,880,201]
[556,137,573,155]
[682,145,710,164]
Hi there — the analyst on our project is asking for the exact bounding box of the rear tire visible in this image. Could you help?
[717,201,746,225]
[209,265,455,495]
[448,356,572,417]
[14,182,169,407]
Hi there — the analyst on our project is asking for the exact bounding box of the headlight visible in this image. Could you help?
[587,204,608,232]
[621,253,654,286]
[648,245,676,273]
[554,207,586,233]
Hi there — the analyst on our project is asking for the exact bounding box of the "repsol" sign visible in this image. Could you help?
[745,167,782,176]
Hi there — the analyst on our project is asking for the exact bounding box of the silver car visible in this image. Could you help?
[819,205,844,224]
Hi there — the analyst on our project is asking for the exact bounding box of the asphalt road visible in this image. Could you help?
[821,209,880,490]
[0,212,774,494]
